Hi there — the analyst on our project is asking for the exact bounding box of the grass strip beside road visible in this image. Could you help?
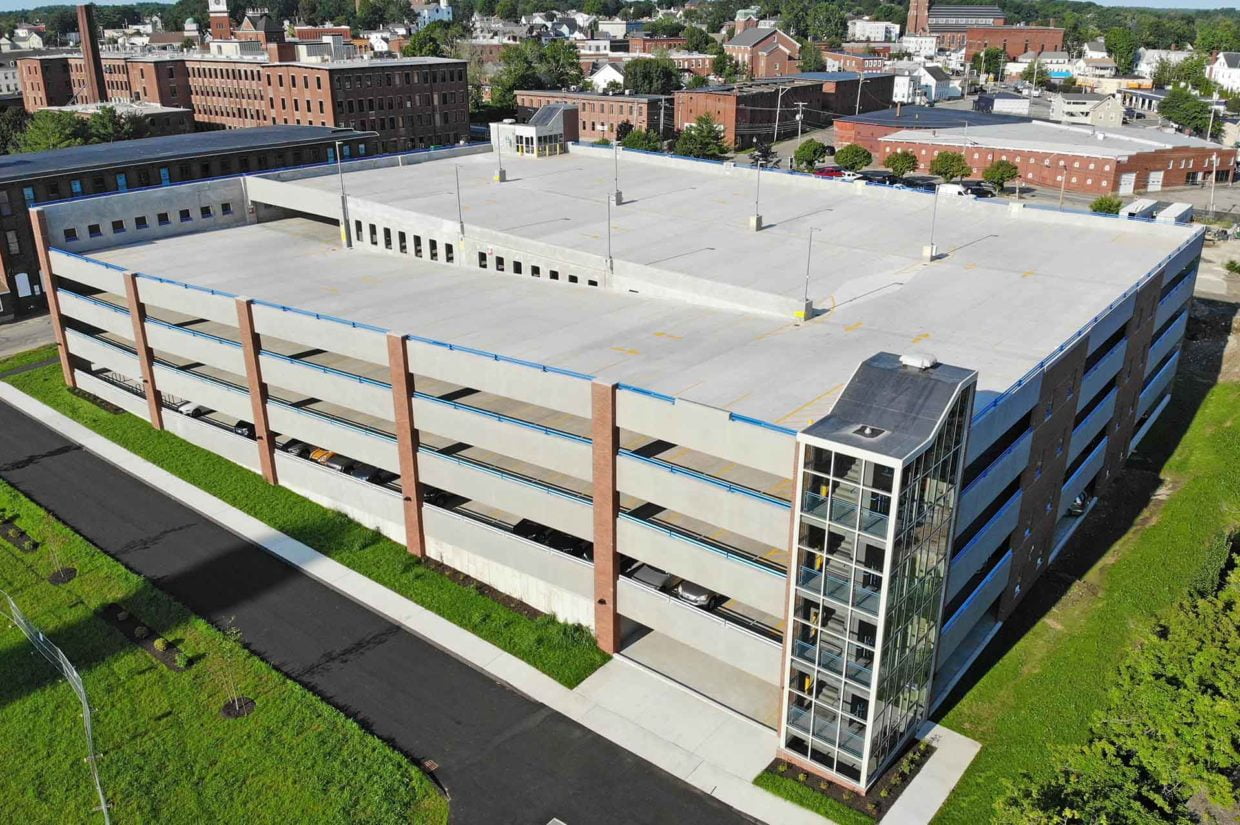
[2,356,610,688]
[933,381,1240,822]
[0,479,448,825]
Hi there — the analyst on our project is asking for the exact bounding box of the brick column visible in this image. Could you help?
[30,208,75,388]
[387,332,426,558]
[234,297,277,484]
[591,380,620,654]
[122,272,164,430]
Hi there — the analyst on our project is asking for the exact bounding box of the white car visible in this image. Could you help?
[840,170,862,182]
[175,400,212,418]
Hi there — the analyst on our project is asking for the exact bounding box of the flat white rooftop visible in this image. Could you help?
[88,148,1198,428]
[880,119,1222,158]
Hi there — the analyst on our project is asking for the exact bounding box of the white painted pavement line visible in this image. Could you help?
[0,381,838,825]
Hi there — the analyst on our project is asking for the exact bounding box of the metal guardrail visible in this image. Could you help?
[941,548,1012,636]
[1071,387,1117,442]
[960,428,1032,499]
[420,446,591,505]
[415,390,590,445]
[619,512,783,577]
[406,332,595,381]
[146,316,243,349]
[59,289,129,316]
[50,248,127,271]
[618,449,790,509]
[951,489,1020,563]
[260,349,387,387]
[970,237,1197,426]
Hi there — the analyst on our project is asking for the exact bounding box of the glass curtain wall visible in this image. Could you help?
[783,387,972,787]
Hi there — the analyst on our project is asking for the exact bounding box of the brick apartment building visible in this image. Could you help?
[0,125,373,322]
[818,49,885,73]
[800,71,896,115]
[964,26,1065,60]
[864,119,1235,195]
[674,79,821,148]
[907,0,1006,50]
[516,89,672,140]
[628,33,688,53]
[20,53,468,152]
[723,28,800,79]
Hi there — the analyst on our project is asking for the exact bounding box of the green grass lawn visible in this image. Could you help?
[933,380,1240,822]
[0,342,57,375]
[0,479,448,825]
[2,355,609,688]
[754,772,876,825]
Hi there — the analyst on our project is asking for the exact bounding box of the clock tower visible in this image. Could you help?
[208,0,232,41]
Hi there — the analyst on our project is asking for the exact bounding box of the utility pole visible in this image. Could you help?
[1057,159,1068,210]
[613,141,622,204]
[605,194,614,273]
[773,84,789,146]
[1210,153,1218,211]
[750,160,763,231]
[854,73,868,115]
[801,226,817,318]
[454,165,465,237]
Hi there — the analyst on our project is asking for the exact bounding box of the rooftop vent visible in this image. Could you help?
[854,425,885,438]
[900,352,938,371]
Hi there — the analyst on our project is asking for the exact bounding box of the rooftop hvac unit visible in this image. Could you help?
[899,352,938,370]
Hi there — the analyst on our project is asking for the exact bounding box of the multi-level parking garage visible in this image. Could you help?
[33,141,1202,791]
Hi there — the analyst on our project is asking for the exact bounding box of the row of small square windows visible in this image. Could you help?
[356,220,601,286]
[62,202,233,243]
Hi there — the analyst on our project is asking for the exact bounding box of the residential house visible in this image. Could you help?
[1074,56,1116,78]
[900,34,938,59]
[1082,39,1107,59]
[587,62,625,92]
[1049,92,1124,128]
[723,27,799,79]
[1209,52,1240,93]
[1134,47,1193,79]
[847,20,900,43]
[410,0,453,30]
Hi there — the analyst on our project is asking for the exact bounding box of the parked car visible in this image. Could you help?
[513,518,553,543]
[423,485,453,507]
[278,438,313,458]
[839,170,863,182]
[1066,492,1089,517]
[822,144,836,156]
[812,166,844,178]
[373,469,399,486]
[629,564,673,591]
[860,170,899,185]
[348,462,383,482]
[322,453,355,473]
[960,181,997,197]
[672,579,720,609]
[309,447,335,464]
[233,420,256,440]
[175,399,212,418]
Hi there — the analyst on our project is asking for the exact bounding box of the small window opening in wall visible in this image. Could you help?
[550,270,559,280]
[369,224,377,245]
[513,260,522,275]
[429,239,438,261]
[355,219,362,239]
[135,215,149,230]
[568,274,579,284]
[398,231,407,253]
[63,227,79,242]
[111,219,125,234]
[413,235,423,257]
[478,251,487,268]
[88,223,102,238]
[495,256,505,272]
[531,265,541,277]
[221,202,233,215]
[179,209,192,223]
[445,243,454,263]
[158,212,171,226]
[383,227,392,249]
[200,205,212,218]
[587,279,598,287]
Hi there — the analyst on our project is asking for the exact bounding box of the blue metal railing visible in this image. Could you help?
[419,447,592,506]
[252,298,389,335]
[145,316,243,349]
[1071,387,1117,443]
[941,549,1012,636]
[617,382,674,403]
[414,390,590,445]
[960,429,1032,499]
[260,349,388,387]
[619,512,783,577]
[728,411,797,436]
[405,332,595,381]
[135,270,240,299]
[50,248,127,271]
[951,489,1020,561]
[971,237,1199,426]
[618,450,790,508]
[58,288,129,316]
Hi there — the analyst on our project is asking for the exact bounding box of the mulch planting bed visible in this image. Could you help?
[421,556,545,622]
[0,517,38,553]
[100,602,188,672]
[764,738,936,820]
[69,386,125,414]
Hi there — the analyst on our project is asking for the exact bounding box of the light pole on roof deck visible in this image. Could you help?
[750,159,764,231]
[455,165,465,237]
[494,126,507,182]
[334,140,352,249]
[613,140,622,205]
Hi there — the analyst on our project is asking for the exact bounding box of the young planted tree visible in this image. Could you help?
[929,151,972,182]
[884,149,918,179]
[982,159,1020,192]
[210,620,255,717]
[793,138,827,171]
[833,143,872,172]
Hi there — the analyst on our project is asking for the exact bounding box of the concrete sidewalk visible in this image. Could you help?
[0,379,982,824]
[0,380,825,825]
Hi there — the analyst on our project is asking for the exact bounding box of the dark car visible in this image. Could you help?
[422,485,452,507]
[323,453,355,473]
[961,181,998,197]
[233,420,256,440]
[513,519,553,543]
[822,144,836,155]
[279,438,313,458]
[349,462,383,482]
[861,170,899,185]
